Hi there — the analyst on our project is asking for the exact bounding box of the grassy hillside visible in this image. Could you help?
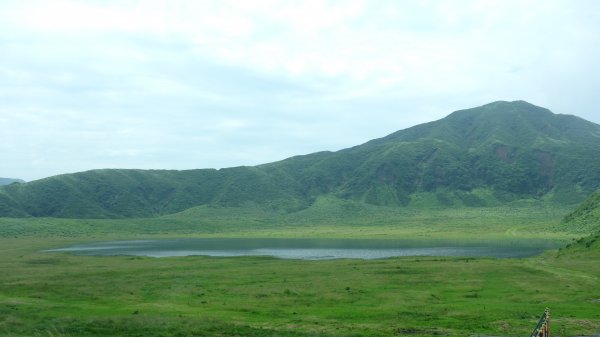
[331,100,600,204]
[560,189,600,233]
[0,168,309,218]
[2,100,600,218]
[559,230,600,255]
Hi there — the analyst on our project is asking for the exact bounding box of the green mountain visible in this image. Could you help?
[2,100,600,218]
[562,189,600,233]
[0,178,25,186]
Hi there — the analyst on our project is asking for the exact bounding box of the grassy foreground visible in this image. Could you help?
[0,203,599,336]
[1,238,599,337]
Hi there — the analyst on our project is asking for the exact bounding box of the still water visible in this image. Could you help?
[46,238,561,260]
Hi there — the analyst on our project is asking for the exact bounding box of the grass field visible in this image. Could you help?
[1,202,599,337]
[0,198,577,241]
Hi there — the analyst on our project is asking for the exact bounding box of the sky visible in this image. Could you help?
[1,0,600,182]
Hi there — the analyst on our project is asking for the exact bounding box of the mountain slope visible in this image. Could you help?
[562,189,600,233]
[265,100,600,205]
[2,100,600,218]
[0,178,25,186]
[0,168,309,218]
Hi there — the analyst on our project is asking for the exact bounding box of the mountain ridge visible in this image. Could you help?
[0,178,25,186]
[2,100,600,218]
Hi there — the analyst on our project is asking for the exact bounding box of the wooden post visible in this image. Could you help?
[530,307,550,337]
[544,307,550,337]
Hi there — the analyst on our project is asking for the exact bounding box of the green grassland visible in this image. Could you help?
[0,234,599,337]
[0,197,576,241]
[1,200,599,337]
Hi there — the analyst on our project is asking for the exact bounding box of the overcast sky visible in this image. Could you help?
[1,0,600,181]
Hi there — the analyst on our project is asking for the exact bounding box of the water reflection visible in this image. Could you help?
[45,238,561,260]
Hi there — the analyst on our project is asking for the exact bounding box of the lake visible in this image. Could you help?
[46,238,561,260]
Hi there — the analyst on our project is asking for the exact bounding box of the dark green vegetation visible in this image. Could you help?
[0,178,24,186]
[2,100,600,218]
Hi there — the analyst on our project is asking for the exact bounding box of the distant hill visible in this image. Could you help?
[0,178,25,186]
[562,189,600,233]
[2,100,600,218]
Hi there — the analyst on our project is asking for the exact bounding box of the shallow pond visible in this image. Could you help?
[46,238,561,260]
